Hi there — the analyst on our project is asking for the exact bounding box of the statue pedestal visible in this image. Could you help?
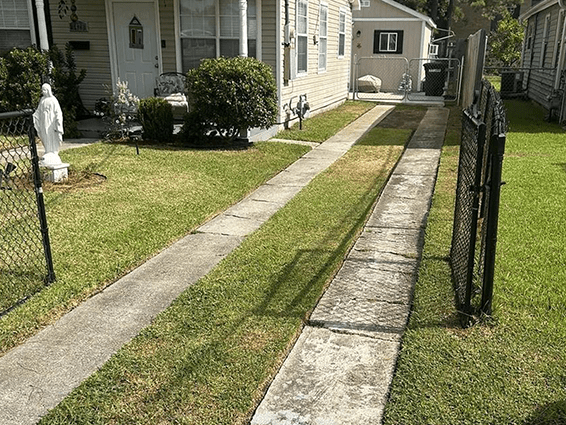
[41,162,69,183]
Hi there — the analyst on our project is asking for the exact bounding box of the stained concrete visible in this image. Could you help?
[251,107,449,425]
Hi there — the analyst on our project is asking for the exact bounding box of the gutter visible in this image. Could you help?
[520,0,558,22]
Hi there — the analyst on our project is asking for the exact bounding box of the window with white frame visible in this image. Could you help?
[179,0,257,71]
[318,4,328,71]
[360,0,370,7]
[297,0,308,74]
[373,30,403,54]
[338,9,346,57]
[0,0,32,53]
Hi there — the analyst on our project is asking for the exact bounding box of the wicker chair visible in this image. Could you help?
[154,72,188,118]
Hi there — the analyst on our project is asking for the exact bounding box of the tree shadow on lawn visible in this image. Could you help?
[522,400,566,425]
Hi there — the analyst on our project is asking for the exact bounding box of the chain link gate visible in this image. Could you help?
[450,80,506,325]
[407,58,461,103]
[0,110,55,316]
[353,56,461,103]
[353,56,409,101]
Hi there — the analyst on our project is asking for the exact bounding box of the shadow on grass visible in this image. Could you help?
[253,147,400,321]
[41,141,402,424]
[523,400,566,425]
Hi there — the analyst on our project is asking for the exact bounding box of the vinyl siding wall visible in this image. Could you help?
[159,4,177,73]
[262,0,278,72]
[49,0,112,111]
[523,4,561,109]
[279,0,352,123]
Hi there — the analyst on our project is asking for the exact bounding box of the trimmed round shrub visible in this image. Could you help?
[186,57,277,142]
[137,97,174,143]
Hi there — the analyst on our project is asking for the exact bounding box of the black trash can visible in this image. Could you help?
[424,62,447,96]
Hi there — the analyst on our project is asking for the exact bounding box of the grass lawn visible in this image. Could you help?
[382,100,566,424]
[38,110,405,424]
[0,141,311,355]
[274,100,376,142]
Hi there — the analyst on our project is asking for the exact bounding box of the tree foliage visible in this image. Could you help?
[486,10,525,68]
[395,0,522,32]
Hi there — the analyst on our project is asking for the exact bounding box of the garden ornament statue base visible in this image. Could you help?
[33,83,69,182]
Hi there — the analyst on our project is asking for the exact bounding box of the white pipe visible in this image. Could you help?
[35,0,49,51]
[239,0,248,57]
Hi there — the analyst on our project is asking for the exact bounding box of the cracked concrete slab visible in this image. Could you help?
[251,326,400,425]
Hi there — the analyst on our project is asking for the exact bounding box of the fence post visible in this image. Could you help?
[28,116,56,283]
[480,131,506,316]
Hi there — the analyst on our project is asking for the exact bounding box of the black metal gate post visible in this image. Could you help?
[28,116,56,283]
[480,131,506,316]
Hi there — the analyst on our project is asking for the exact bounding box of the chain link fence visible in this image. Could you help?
[450,79,506,325]
[353,56,408,101]
[353,56,461,103]
[407,58,461,103]
[0,110,55,316]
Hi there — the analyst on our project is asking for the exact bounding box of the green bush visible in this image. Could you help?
[49,44,88,137]
[0,45,87,138]
[0,46,49,112]
[178,109,214,146]
[186,57,277,142]
[137,97,174,143]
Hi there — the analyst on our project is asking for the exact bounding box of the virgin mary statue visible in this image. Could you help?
[33,83,64,165]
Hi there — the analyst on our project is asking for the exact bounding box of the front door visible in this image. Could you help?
[111,1,160,98]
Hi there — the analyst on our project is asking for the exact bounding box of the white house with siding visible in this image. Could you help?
[1,0,357,139]
[520,0,566,114]
[351,0,436,91]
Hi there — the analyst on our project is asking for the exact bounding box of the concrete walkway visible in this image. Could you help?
[0,104,406,425]
[251,107,449,424]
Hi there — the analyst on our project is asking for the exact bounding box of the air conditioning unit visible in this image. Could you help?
[429,44,439,56]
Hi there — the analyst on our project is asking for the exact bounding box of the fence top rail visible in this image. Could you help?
[0,110,34,120]
[484,67,557,72]
[355,56,409,64]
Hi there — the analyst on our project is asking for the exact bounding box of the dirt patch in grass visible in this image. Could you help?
[377,106,427,130]
[42,167,108,192]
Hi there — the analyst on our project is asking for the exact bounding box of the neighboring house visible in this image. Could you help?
[351,0,436,92]
[1,0,357,139]
[520,0,566,111]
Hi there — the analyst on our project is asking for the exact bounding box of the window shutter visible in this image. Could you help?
[396,31,404,54]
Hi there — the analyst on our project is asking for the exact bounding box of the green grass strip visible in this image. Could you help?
[0,142,310,354]
[383,101,566,424]
[39,139,404,424]
[275,100,375,142]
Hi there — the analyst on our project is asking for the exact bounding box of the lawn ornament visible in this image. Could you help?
[33,83,64,166]
[33,83,69,182]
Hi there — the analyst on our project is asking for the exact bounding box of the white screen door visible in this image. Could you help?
[111,2,159,98]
